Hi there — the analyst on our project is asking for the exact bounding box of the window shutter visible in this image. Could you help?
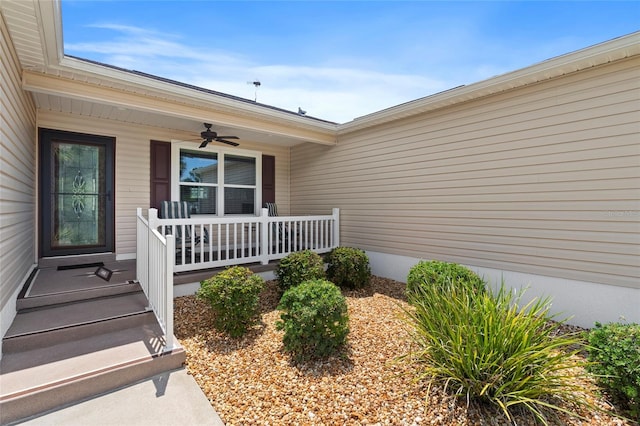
[150,140,171,210]
[262,155,275,205]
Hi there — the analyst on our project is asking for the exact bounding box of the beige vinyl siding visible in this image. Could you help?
[37,112,291,256]
[0,14,37,310]
[291,57,640,289]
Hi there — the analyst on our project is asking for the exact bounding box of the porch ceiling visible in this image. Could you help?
[30,91,331,148]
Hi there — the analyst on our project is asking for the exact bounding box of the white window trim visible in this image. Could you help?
[171,141,262,216]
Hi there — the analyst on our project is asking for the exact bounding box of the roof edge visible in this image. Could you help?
[53,55,338,131]
[338,31,640,133]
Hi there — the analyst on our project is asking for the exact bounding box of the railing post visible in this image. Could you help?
[149,208,159,229]
[332,208,340,248]
[164,234,175,350]
[136,207,143,284]
[147,208,159,310]
[260,208,269,265]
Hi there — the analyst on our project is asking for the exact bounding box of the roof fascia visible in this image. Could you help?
[53,56,337,134]
[338,31,640,134]
[33,0,64,67]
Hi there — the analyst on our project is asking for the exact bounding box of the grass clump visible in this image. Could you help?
[275,250,325,293]
[402,273,591,424]
[326,246,371,289]
[197,266,264,338]
[587,321,640,420]
[276,279,349,361]
[406,260,485,300]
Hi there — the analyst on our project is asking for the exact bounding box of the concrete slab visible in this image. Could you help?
[16,369,224,426]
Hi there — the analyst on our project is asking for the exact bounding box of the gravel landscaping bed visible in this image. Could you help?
[175,276,631,425]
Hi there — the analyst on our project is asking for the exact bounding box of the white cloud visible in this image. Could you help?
[64,24,455,123]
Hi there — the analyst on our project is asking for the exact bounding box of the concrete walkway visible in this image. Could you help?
[16,369,224,426]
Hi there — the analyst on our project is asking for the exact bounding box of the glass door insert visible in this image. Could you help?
[40,129,114,256]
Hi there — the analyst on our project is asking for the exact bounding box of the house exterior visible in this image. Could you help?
[1,0,638,361]
[290,36,640,328]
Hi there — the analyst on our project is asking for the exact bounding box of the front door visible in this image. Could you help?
[40,128,115,257]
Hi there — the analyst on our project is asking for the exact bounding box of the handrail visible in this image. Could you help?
[136,208,175,351]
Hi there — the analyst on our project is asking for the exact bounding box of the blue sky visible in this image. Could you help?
[61,1,639,123]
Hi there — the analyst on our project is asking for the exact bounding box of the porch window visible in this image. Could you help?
[224,155,256,214]
[176,147,260,215]
[179,150,218,214]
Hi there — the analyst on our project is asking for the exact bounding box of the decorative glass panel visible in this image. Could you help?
[224,155,256,185]
[180,150,217,183]
[51,142,105,248]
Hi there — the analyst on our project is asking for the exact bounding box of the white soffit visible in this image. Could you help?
[23,71,337,146]
[1,0,47,70]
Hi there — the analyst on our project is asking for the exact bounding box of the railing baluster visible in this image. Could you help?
[233,223,237,259]
[148,208,339,272]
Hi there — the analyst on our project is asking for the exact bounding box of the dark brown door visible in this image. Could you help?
[40,128,115,257]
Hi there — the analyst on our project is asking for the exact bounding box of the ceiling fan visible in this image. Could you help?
[197,123,240,148]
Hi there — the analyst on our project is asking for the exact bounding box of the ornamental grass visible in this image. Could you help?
[401,280,596,424]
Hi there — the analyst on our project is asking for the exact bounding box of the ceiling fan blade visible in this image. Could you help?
[216,135,239,140]
[217,138,240,147]
[199,140,210,148]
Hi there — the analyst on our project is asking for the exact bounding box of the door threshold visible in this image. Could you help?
[39,253,116,269]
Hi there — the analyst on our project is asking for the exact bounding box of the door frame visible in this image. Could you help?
[39,128,116,257]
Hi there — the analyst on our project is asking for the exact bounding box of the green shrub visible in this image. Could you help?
[276,279,349,361]
[587,322,640,419]
[401,281,592,424]
[406,260,485,300]
[196,266,264,338]
[275,250,325,292]
[326,246,371,289]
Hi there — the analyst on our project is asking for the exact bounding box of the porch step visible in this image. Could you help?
[1,286,185,424]
[0,323,185,425]
[16,281,142,311]
[3,292,151,353]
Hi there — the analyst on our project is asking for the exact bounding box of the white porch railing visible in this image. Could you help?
[136,207,338,342]
[136,208,175,351]
[150,207,340,273]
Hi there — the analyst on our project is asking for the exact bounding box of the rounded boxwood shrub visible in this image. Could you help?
[326,246,371,289]
[275,250,325,292]
[587,322,640,420]
[276,279,349,360]
[196,266,264,338]
[406,260,485,301]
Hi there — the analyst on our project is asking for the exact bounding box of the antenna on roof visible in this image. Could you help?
[247,80,261,102]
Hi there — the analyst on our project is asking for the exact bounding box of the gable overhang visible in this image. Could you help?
[2,0,337,147]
